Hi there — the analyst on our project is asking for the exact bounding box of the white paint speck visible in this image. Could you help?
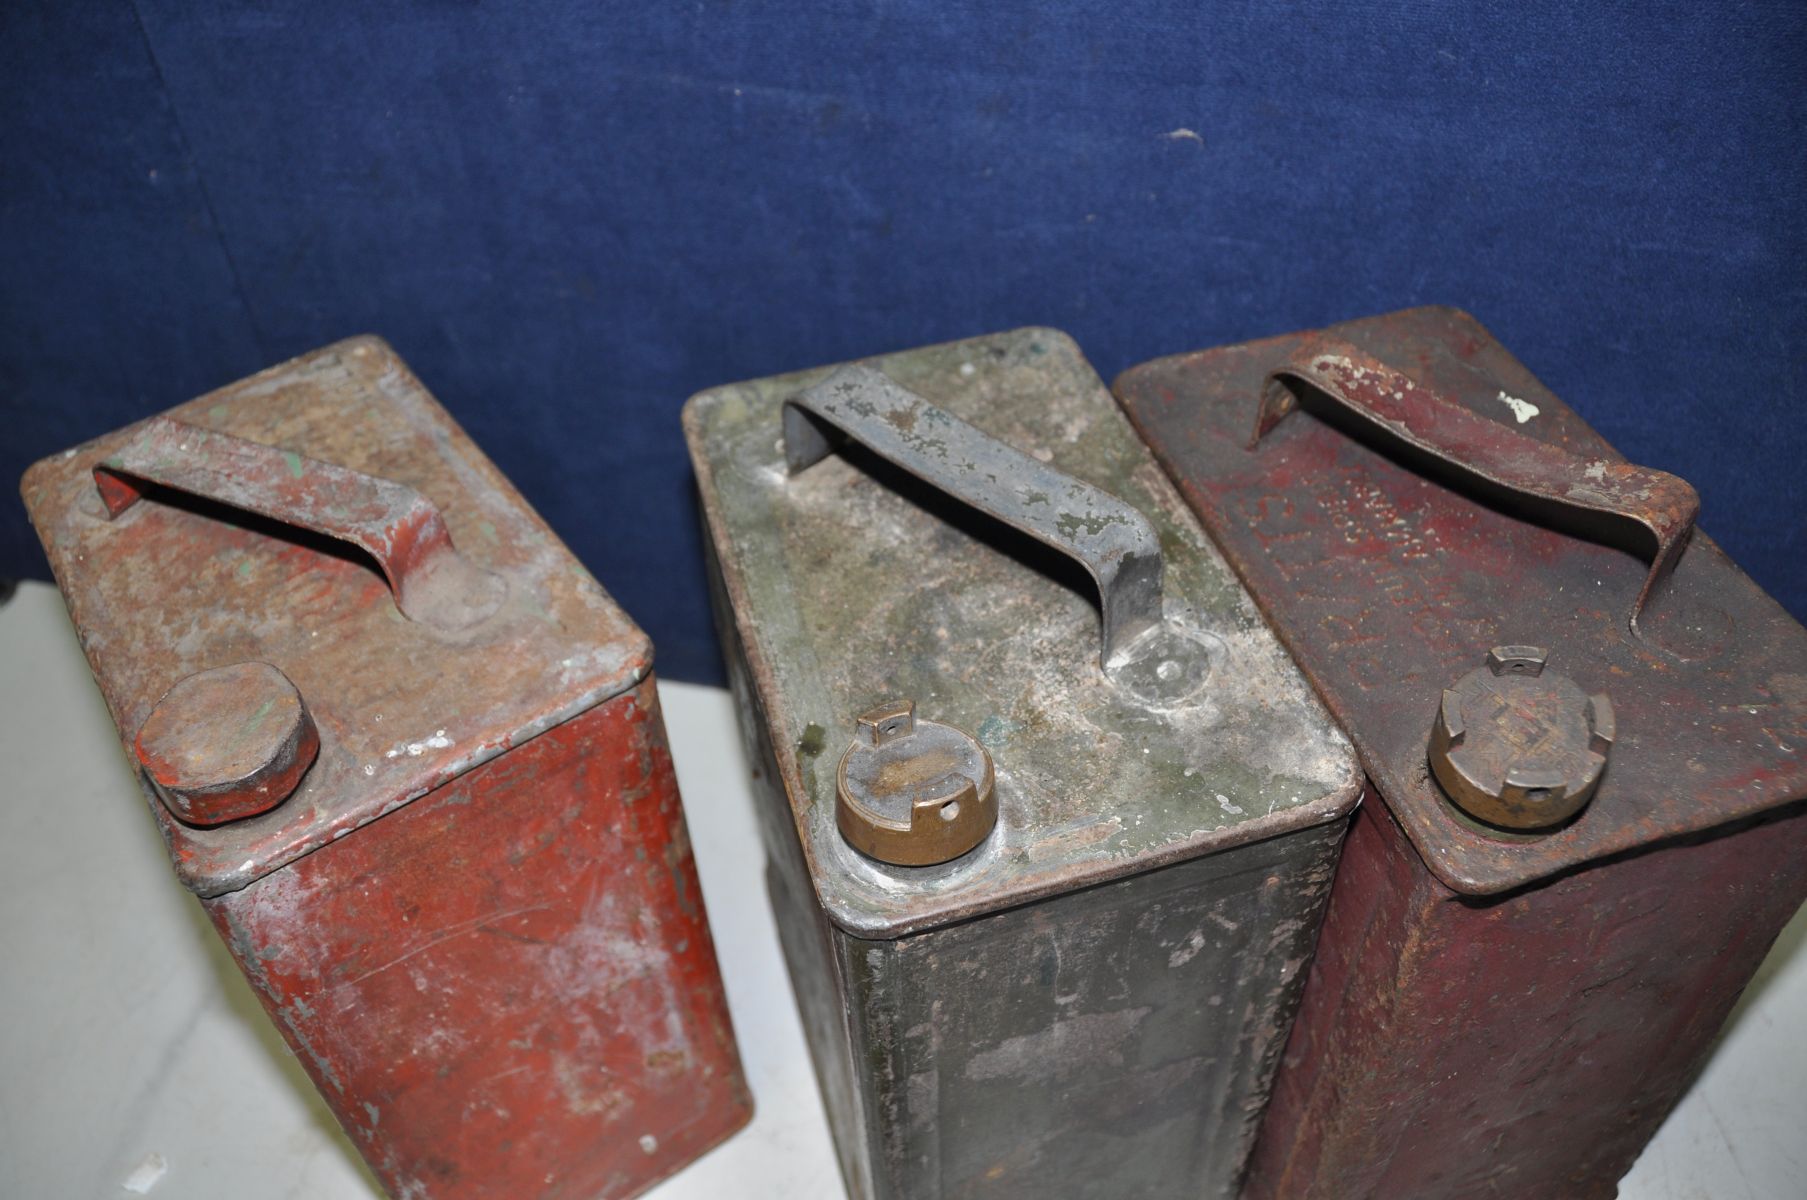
[1169,929,1207,969]
[121,1152,168,1194]
[959,362,976,377]
[386,730,454,759]
[363,764,376,776]
[1215,793,1245,815]
[639,1134,658,1154]
[1165,127,1204,143]
[1497,391,1540,423]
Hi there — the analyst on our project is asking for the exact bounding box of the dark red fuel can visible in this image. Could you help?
[1113,307,1807,1199]
[21,337,750,1200]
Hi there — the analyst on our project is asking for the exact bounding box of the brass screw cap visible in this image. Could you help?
[835,699,997,867]
[1428,646,1615,831]
[136,661,320,827]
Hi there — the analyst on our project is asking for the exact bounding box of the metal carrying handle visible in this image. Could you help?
[783,365,1166,671]
[1254,336,1699,636]
[94,416,504,632]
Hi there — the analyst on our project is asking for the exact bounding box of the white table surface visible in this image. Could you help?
[1,578,1801,1199]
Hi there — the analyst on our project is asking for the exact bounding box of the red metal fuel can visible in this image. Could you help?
[20,337,750,1200]
[1113,307,1807,1199]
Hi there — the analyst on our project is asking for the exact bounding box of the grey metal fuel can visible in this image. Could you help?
[683,328,1360,1200]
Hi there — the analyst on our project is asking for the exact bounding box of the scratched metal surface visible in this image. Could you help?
[833,823,1346,1200]
[690,328,1360,1200]
[1241,794,1807,1200]
[21,337,648,896]
[685,328,1360,940]
[1113,306,1807,895]
[205,680,753,1200]
[708,483,1348,1200]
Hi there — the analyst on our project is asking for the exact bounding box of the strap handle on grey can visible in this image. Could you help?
[783,365,1189,687]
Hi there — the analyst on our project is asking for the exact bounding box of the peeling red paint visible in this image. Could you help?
[1113,306,1807,1199]
[209,684,749,1200]
[22,337,749,1199]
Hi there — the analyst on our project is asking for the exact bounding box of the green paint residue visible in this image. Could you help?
[208,404,230,420]
[282,450,305,478]
[477,520,500,543]
[798,723,827,758]
[516,588,556,626]
[1055,510,1127,539]
[976,715,1019,748]
[235,558,254,580]
[244,697,276,730]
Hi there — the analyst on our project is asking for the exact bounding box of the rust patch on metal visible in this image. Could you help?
[206,684,752,1200]
[96,415,505,632]
[1427,646,1614,830]
[136,660,319,826]
[1113,305,1807,895]
[21,337,751,1199]
[1114,306,1807,1199]
[1255,335,1700,636]
[21,336,648,896]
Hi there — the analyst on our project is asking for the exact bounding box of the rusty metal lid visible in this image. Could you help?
[135,661,321,827]
[22,336,650,896]
[1113,306,1807,895]
[685,329,1360,939]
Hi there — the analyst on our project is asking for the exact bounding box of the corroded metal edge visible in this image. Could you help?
[685,328,1362,940]
[22,335,651,896]
[1112,305,1807,895]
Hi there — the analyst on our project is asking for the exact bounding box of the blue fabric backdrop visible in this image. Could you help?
[4,2,1803,683]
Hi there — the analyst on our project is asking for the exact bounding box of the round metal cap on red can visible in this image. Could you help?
[135,661,319,826]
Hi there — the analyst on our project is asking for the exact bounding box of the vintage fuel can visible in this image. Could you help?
[1112,306,1807,1199]
[20,338,750,1200]
[683,329,1361,1200]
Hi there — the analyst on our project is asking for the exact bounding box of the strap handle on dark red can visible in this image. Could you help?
[94,416,504,632]
[1253,336,1699,636]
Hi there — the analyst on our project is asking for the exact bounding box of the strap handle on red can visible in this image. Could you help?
[1253,337,1698,637]
[94,417,504,632]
